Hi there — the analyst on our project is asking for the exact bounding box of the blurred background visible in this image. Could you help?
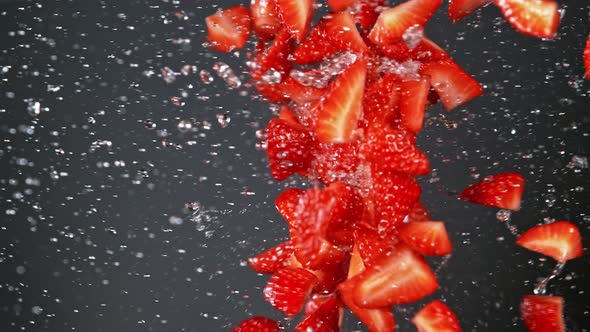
[0,0,589,331]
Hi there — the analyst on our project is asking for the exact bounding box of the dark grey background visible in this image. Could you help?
[0,0,589,331]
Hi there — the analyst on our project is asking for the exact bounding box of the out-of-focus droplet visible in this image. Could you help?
[200,69,213,84]
[177,119,193,133]
[567,155,588,169]
[144,119,156,129]
[27,100,41,116]
[161,66,177,83]
[496,209,511,222]
[216,114,230,128]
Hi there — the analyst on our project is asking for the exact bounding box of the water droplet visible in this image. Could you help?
[31,306,43,315]
[177,119,193,133]
[144,119,156,129]
[161,66,177,84]
[27,100,41,116]
[402,24,424,49]
[534,262,566,295]
[496,209,511,222]
[216,114,231,128]
[567,155,588,169]
[200,69,213,84]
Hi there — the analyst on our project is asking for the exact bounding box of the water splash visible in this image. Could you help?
[435,254,452,274]
[533,262,566,295]
[496,209,519,235]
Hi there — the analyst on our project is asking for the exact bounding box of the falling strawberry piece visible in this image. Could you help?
[379,37,449,63]
[520,295,565,332]
[314,141,361,184]
[279,106,300,124]
[315,58,368,143]
[584,34,590,79]
[412,300,462,332]
[206,6,252,52]
[295,295,342,332]
[251,29,294,82]
[265,118,316,181]
[516,221,583,263]
[368,0,442,46]
[421,59,483,111]
[407,201,432,222]
[458,172,524,210]
[275,0,314,41]
[360,74,400,129]
[355,227,396,267]
[292,22,340,65]
[263,267,319,315]
[275,188,305,224]
[400,78,430,133]
[338,278,396,332]
[448,0,492,22]
[327,0,356,11]
[248,240,295,274]
[233,316,282,332]
[250,0,281,40]
[353,243,438,307]
[398,221,453,256]
[494,0,560,39]
[354,0,388,31]
[324,11,368,53]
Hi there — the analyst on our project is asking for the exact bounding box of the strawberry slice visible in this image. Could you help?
[256,83,291,103]
[516,221,583,263]
[251,29,294,82]
[206,6,252,52]
[354,0,388,31]
[458,172,524,211]
[494,0,560,39]
[275,0,314,41]
[407,201,432,222]
[398,221,453,256]
[520,295,565,332]
[360,125,430,176]
[315,58,368,143]
[353,243,438,307]
[280,77,328,104]
[379,37,449,63]
[250,0,281,40]
[355,228,396,267]
[584,34,590,79]
[279,106,301,125]
[400,78,430,133]
[368,0,442,46]
[412,300,462,332]
[327,0,356,11]
[263,267,319,315]
[292,22,340,65]
[248,240,295,274]
[305,293,334,316]
[310,258,349,293]
[276,188,305,224]
[295,295,341,332]
[233,316,282,332]
[265,118,316,181]
[420,59,483,111]
[360,74,400,129]
[314,141,361,184]
[324,11,368,53]
[448,0,492,22]
[338,279,396,332]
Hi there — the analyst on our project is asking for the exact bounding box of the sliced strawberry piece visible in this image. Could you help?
[263,267,319,316]
[275,0,314,41]
[354,0,388,31]
[314,141,361,184]
[276,188,305,224]
[398,221,453,256]
[265,118,316,181]
[315,58,368,143]
[251,0,281,39]
[400,78,430,133]
[368,0,442,46]
[248,240,295,274]
[279,106,301,124]
[584,34,590,79]
[494,0,560,39]
[255,82,291,103]
[516,221,583,263]
[206,6,252,52]
[412,300,462,332]
[458,172,524,211]
[233,316,282,332]
[421,59,483,111]
[353,243,438,307]
[355,227,396,267]
[280,77,328,104]
[292,22,340,65]
[296,295,341,332]
[448,0,492,22]
[379,37,449,63]
[360,74,400,129]
[360,125,430,176]
[338,278,396,332]
[305,293,334,316]
[328,0,356,11]
[407,201,431,222]
[310,259,349,293]
[251,29,294,82]
[371,171,422,236]
[324,11,368,53]
[521,295,565,332]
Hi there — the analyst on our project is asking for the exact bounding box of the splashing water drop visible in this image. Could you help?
[402,24,424,49]
[534,262,566,295]
[213,62,241,89]
[161,66,177,83]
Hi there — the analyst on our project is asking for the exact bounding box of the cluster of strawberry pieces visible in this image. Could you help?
[205,0,585,331]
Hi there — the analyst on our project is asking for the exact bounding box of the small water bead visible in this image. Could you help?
[261,68,282,84]
[161,66,177,84]
[567,155,588,169]
[496,209,511,222]
[200,69,213,84]
[27,100,41,116]
[202,121,212,130]
[216,113,231,128]
[144,119,156,129]
[255,129,266,140]
[177,119,193,133]
[213,62,241,89]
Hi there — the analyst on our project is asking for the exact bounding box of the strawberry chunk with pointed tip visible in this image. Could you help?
[379,37,449,63]
[315,59,368,143]
[407,201,431,222]
[279,106,300,125]
[233,316,282,332]
[421,59,483,111]
[458,172,524,210]
[250,0,281,40]
[292,22,340,65]
[353,243,438,307]
[263,267,319,316]
[521,295,565,332]
[368,0,442,45]
[400,78,430,133]
[327,0,356,11]
[516,221,583,263]
[276,0,314,41]
[276,188,305,224]
[355,228,396,267]
[354,0,388,31]
[251,29,294,82]
[310,259,349,293]
[412,300,462,332]
[206,6,252,52]
[296,295,342,332]
[265,118,316,181]
[338,278,396,332]
[324,11,368,53]
[398,221,453,256]
[584,34,590,79]
[360,74,400,129]
[448,0,492,22]
[248,240,295,274]
[494,0,560,39]
[280,77,328,104]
